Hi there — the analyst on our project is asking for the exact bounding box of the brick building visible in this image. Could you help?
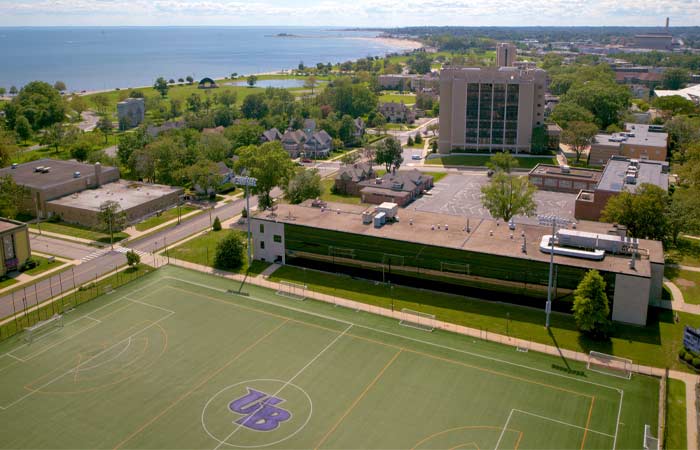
[588,123,668,167]
[528,164,602,194]
[334,163,375,196]
[358,170,434,207]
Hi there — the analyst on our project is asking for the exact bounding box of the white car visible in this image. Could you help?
[411,153,422,160]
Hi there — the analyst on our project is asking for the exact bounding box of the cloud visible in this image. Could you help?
[0,0,698,25]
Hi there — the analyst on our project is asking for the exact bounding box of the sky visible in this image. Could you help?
[0,0,699,27]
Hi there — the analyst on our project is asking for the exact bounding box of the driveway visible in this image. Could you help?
[410,173,576,225]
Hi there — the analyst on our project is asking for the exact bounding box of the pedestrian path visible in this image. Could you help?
[114,246,150,258]
[81,248,112,262]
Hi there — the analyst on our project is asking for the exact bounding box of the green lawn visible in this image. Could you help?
[666,269,700,305]
[134,206,198,232]
[426,155,557,169]
[320,178,364,205]
[0,265,658,449]
[269,265,700,372]
[665,378,687,450]
[666,237,700,267]
[22,255,67,277]
[29,222,129,244]
[378,92,416,104]
[166,230,269,275]
[0,277,18,290]
[426,171,448,183]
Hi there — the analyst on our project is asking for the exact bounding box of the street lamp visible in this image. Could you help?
[234,171,257,268]
[537,214,572,328]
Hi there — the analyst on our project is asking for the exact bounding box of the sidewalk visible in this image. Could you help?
[167,257,698,449]
[0,254,74,296]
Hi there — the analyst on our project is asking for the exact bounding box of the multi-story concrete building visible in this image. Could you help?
[588,123,668,167]
[496,43,517,67]
[117,97,145,130]
[0,218,31,276]
[438,67,546,154]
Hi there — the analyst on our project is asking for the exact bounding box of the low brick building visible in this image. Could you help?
[588,123,668,167]
[46,180,184,227]
[358,170,433,206]
[528,164,602,194]
[334,163,375,196]
[0,159,120,218]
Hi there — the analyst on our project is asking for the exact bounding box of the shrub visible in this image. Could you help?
[126,250,140,267]
[212,216,222,231]
[680,348,687,360]
[214,232,245,271]
[693,357,700,369]
[22,258,38,270]
[241,208,248,218]
[684,352,694,363]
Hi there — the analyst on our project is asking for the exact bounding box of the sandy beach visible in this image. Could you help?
[350,36,424,51]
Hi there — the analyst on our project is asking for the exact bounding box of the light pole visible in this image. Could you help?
[537,215,572,328]
[234,172,257,268]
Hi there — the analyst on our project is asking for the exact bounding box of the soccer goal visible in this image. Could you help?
[643,424,659,450]
[587,351,633,380]
[382,253,405,266]
[23,314,63,344]
[276,281,307,301]
[440,262,470,275]
[328,246,356,260]
[399,308,435,332]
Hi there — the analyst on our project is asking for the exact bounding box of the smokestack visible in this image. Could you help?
[666,17,669,30]
[94,162,102,187]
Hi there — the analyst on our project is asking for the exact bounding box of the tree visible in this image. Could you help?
[168,78,175,84]
[4,81,66,130]
[480,172,537,222]
[409,53,432,74]
[186,93,203,113]
[199,132,231,161]
[117,126,150,166]
[92,94,110,115]
[0,176,28,219]
[212,216,222,231]
[651,95,697,116]
[9,86,17,95]
[187,159,223,194]
[70,96,88,116]
[186,75,194,84]
[572,270,611,338]
[407,136,414,147]
[304,76,318,94]
[96,200,127,249]
[337,115,356,145]
[225,120,265,150]
[42,123,67,153]
[97,117,113,143]
[530,126,548,155]
[427,122,439,136]
[247,75,258,88]
[550,103,595,129]
[601,183,669,240]
[153,77,169,98]
[126,250,141,267]
[241,93,268,119]
[561,121,598,163]
[284,169,322,204]
[414,133,422,145]
[70,140,91,161]
[53,81,67,92]
[14,115,31,143]
[486,152,519,174]
[218,90,238,107]
[235,141,295,209]
[562,82,630,129]
[0,88,6,96]
[668,187,700,244]
[214,232,245,271]
[0,131,18,167]
[662,68,689,90]
[374,136,403,172]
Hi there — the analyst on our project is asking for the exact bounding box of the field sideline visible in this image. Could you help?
[0,265,658,449]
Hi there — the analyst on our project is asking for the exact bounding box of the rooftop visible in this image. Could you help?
[597,156,669,194]
[47,180,183,211]
[529,164,602,182]
[0,218,26,234]
[255,201,662,277]
[594,123,668,149]
[0,159,119,190]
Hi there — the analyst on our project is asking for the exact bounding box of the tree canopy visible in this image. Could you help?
[480,173,537,222]
[572,270,611,338]
[214,232,245,271]
[3,81,66,130]
[374,136,403,172]
[600,183,669,240]
[235,141,295,209]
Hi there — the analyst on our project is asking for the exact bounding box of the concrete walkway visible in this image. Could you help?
[165,257,697,449]
[0,254,74,295]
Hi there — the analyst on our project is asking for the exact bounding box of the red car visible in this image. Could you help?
[301,158,313,163]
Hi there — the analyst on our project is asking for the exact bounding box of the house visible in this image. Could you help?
[304,130,332,158]
[334,163,375,196]
[277,119,332,158]
[281,129,308,158]
[358,170,434,206]
[261,128,282,143]
[379,102,417,124]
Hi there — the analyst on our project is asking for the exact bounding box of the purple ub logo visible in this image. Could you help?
[229,387,292,432]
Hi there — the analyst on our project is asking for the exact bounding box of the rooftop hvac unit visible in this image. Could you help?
[561,165,570,173]
[625,174,637,185]
[629,159,640,168]
[34,166,44,172]
[41,167,51,173]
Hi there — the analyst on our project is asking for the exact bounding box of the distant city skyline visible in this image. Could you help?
[1,0,699,27]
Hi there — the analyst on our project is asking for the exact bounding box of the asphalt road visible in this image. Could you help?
[29,234,95,260]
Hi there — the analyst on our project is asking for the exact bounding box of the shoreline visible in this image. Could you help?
[0,36,424,99]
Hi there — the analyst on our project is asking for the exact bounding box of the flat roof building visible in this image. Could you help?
[438,67,546,154]
[588,123,668,166]
[575,156,669,221]
[252,201,663,326]
[496,42,517,67]
[0,159,120,218]
[0,218,31,276]
[46,180,184,227]
[528,164,602,194]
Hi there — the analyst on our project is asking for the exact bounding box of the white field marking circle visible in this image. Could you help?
[201,379,313,449]
[76,338,132,372]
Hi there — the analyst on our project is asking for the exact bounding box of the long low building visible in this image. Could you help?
[252,201,664,326]
[46,180,184,227]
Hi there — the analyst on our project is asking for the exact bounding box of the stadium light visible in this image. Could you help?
[235,171,258,267]
[537,214,572,328]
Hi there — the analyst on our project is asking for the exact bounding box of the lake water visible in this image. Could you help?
[0,27,409,92]
[226,78,326,89]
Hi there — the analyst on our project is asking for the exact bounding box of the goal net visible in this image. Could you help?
[643,424,659,450]
[328,246,356,259]
[587,351,632,380]
[399,308,435,332]
[382,253,405,266]
[276,281,307,301]
[440,262,470,275]
[24,314,63,344]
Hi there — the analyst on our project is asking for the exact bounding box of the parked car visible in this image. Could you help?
[411,153,421,160]
[301,158,313,163]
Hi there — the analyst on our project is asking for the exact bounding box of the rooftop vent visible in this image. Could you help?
[561,165,570,173]
[41,167,51,173]
[34,166,44,172]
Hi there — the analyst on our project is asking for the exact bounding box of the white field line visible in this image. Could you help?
[212,323,353,450]
[493,409,514,450]
[10,318,102,362]
[169,276,626,447]
[0,310,174,410]
[513,409,615,438]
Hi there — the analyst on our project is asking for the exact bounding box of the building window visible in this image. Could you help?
[260,241,265,249]
[574,181,587,190]
[544,178,558,187]
[273,235,282,243]
[530,176,542,184]
[559,180,572,189]
[259,224,265,233]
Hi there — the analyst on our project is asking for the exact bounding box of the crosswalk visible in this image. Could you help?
[81,247,150,262]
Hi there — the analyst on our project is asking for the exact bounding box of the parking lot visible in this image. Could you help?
[411,173,576,225]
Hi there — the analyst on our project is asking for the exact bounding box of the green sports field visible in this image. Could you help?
[0,266,659,449]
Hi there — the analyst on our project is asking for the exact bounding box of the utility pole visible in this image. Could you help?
[234,171,257,267]
[537,215,571,328]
